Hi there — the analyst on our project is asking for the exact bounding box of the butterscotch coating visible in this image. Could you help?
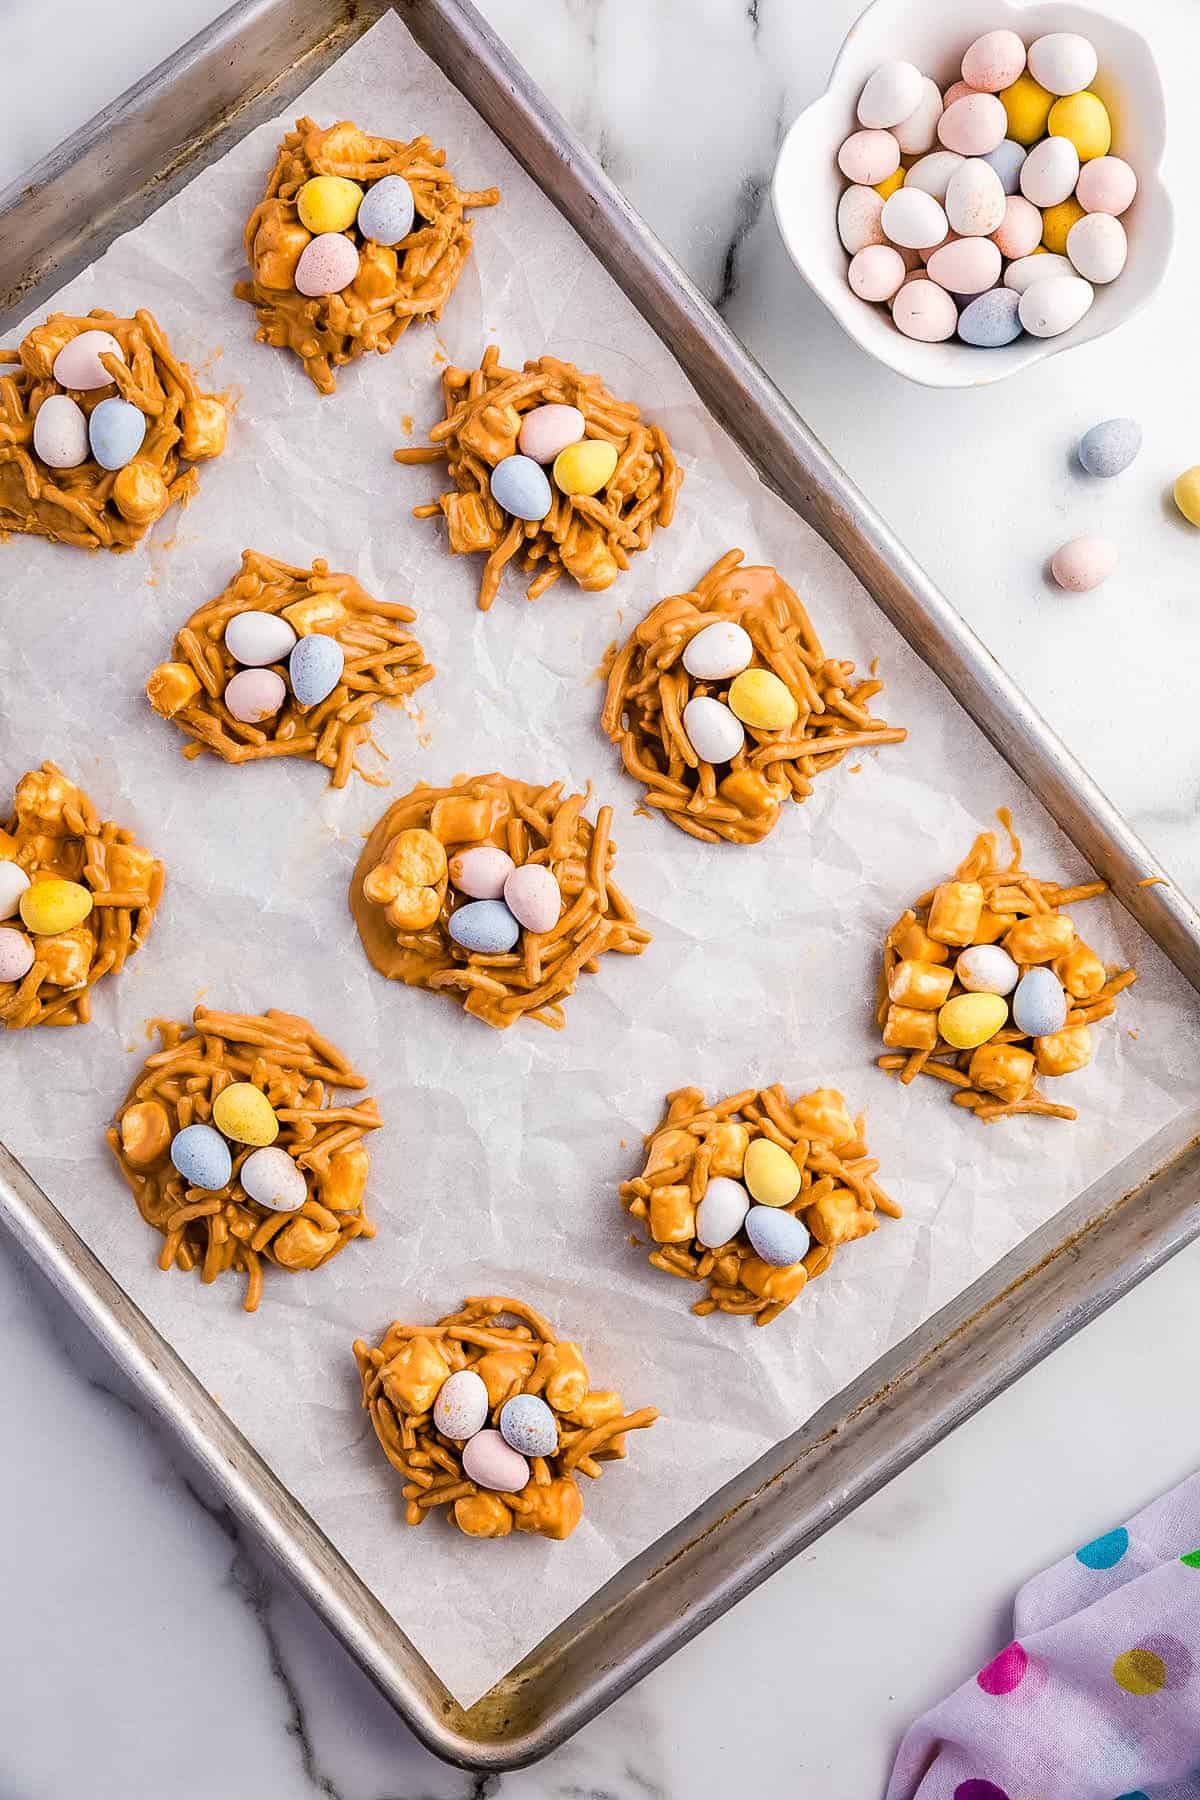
[395,344,683,609]
[1,763,163,1029]
[601,550,906,844]
[622,1085,900,1325]
[0,309,226,550]
[877,816,1137,1122]
[146,549,434,788]
[354,1295,658,1540]
[349,773,651,1030]
[108,1008,381,1312]
[234,117,499,394]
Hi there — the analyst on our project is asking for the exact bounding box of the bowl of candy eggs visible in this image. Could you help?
[771,0,1171,386]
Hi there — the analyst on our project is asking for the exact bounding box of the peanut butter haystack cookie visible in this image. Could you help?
[109,1008,381,1313]
[354,1296,658,1540]
[0,309,227,550]
[602,550,906,844]
[395,345,683,609]
[622,1085,899,1326]
[877,818,1137,1122]
[349,773,650,1030]
[235,117,499,395]
[146,549,434,789]
[1,763,163,1030]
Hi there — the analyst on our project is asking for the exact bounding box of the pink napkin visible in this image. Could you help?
[887,1472,1200,1800]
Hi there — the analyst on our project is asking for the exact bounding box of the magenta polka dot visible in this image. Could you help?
[977,1641,1028,1696]
[955,1782,1010,1800]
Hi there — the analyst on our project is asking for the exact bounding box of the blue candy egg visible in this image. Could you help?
[448,899,521,954]
[356,174,416,246]
[1012,967,1068,1038]
[87,396,146,470]
[170,1123,233,1191]
[490,454,553,522]
[982,138,1027,195]
[744,1204,810,1268]
[1078,417,1142,479]
[957,287,1023,348]
[289,632,345,706]
[499,1394,558,1458]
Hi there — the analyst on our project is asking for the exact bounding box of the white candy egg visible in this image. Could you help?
[449,845,515,899]
[433,1369,490,1441]
[52,330,123,390]
[1027,32,1098,97]
[944,159,1005,237]
[848,243,908,302]
[32,394,90,469]
[903,151,964,201]
[239,1145,307,1212]
[696,1177,751,1249]
[1017,275,1095,338]
[682,696,745,764]
[0,861,31,921]
[893,76,944,156]
[837,185,886,254]
[224,610,297,667]
[837,129,900,186]
[881,187,948,250]
[1051,535,1118,592]
[461,1428,529,1493]
[926,235,1001,295]
[224,667,287,723]
[1066,213,1127,284]
[1076,156,1137,217]
[955,944,1020,996]
[891,279,958,342]
[682,619,754,681]
[1020,136,1080,208]
[1003,252,1075,294]
[857,60,924,130]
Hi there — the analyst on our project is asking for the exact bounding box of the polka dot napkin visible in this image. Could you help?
[887,1473,1200,1800]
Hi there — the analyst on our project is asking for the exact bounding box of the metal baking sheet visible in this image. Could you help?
[2,0,1199,1770]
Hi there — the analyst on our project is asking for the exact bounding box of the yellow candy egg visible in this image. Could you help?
[727,668,799,732]
[19,877,93,936]
[938,991,1008,1050]
[743,1136,802,1209]
[212,1082,279,1147]
[999,73,1054,145]
[296,175,364,235]
[1173,466,1200,527]
[1041,196,1087,255]
[1047,91,1111,162]
[875,167,905,200]
[552,438,618,497]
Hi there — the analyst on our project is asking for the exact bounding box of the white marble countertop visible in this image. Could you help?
[3,2,1199,1795]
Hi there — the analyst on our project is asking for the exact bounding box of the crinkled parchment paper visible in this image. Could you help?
[1,13,1197,1708]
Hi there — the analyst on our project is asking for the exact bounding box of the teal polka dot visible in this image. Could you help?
[1076,1526,1129,1569]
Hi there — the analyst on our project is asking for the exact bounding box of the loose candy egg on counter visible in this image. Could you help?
[224,609,298,666]
[20,877,93,936]
[682,619,754,681]
[937,92,1007,157]
[837,129,901,186]
[518,403,585,464]
[213,1083,279,1147]
[999,72,1054,146]
[956,942,1020,994]
[957,286,1022,348]
[294,232,361,297]
[696,1176,751,1248]
[1017,274,1094,337]
[904,151,964,200]
[893,76,943,156]
[239,1145,307,1212]
[1048,91,1111,162]
[224,667,287,723]
[88,396,146,471]
[171,1123,233,1191]
[881,187,948,249]
[0,927,34,984]
[939,990,1008,1049]
[1076,156,1137,217]
[1078,417,1142,478]
[1051,534,1117,591]
[1040,196,1086,255]
[945,159,1006,236]
[892,279,958,342]
[745,1204,810,1268]
[1066,212,1127,283]
[1027,32,1098,97]
[727,667,798,732]
[32,394,90,469]
[499,1394,559,1458]
[1012,967,1068,1037]
[837,185,886,253]
[983,138,1027,194]
[0,861,31,920]
[52,330,124,390]
[962,29,1026,93]
[448,899,521,955]
[857,60,925,130]
[744,1136,802,1208]
[289,632,346,706]
[1020,135,1080,208]
[926,236,1002,295]
[355,174,415,245]
[462,1429,529,1493]
[490,453,553,520]
[450,845,515,899]
[1172,467,1200,526]
[848,244,908,302]
[297,175,364,234]
[682,695,745,764]
[992,195,1043,260]
[433,1369,490,1441]
[503,863,561,934]
[1004,251,1074,293]
[553,438,618,497]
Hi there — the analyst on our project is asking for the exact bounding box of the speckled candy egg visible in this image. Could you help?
[837,185,886,254]
[355,174,415,245]
[294,231,360,297]
[1051,535,1117,592]
[449,845,515,899]
[1066,213,1127,284]
[682,695,745,764]
[837,129,901,186]
[1020,137,1080,209]
[903,151,963,201]
[881,187,948,250]
[32,394,89,469]
[448,899,521,954]
[893,77,943,156]
[957,287,1022,348]
[961,30,1026,93]
[490,453,553,521]
[289,632,346,706]
[682,619,754,681]
[171,1123,233,1191]
[518,403,585,464]
[891,280,957,342]
[1012,967,1068,1038]
[926,236,1001,296]
[992,195,1043,261]
[87,396,146,471]
[224,610,298,667]
[239,1145,307,1212]
[213,1082,279,1147]
[1003,252,1074,294]
[956,943,1020,995]
[745,1205,810,1268]
[1027,32,1098,98]
[857,60,924,130]
[945,160,1005,237]
[1078,418,1142,479]
[499,1394,559,1458]
[503,863,561,934]
[0,861,31,921]
[848,244,908,303]
[938,93,1007,158]
[433,1369,490,1441]
[1076,156,1137,217]
[0,926,34,984]
[52,330,123,390]
[696,1176,750,1248]
[461,1428,529,1493]
[224,667,287,723]
[983,139,1027,195]
[1017,275,1094,338]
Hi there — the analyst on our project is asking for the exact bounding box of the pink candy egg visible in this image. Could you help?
[992,194,1043,259]
[1076,156,1137,217]
[893,77,943,156]
[944,159,1005,236]
[294,232,360,297]
[518,404,585,464]
[891,279,957,342]
[961,30,1026,94]
[503,863,562,934]
[461,1429,529,1493]
[224,668,287,723]
[52,330,124,391]
[837,185,886,253]
[837,129,900,186]
[1051,536,1118,593]
[918,229,959,265]
[0,927,35,984]
[941,81,977,109]
[938,93,1007,157]
[848,243,908,302]
[926,235,1002,295]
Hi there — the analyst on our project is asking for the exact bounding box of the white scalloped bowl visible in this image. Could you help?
[771,0,1172,387]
